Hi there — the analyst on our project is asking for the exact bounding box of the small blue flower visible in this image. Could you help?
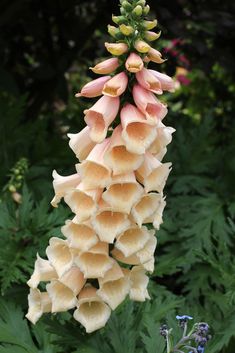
[197,345,205,353]
[176,315,193,320]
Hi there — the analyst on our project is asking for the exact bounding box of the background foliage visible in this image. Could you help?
[0,0,235,352]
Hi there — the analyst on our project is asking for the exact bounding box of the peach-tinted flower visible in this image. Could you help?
[46,238,73,277]
[136,152,172,193]
[73,285,111,333]
[133,84,168,124]
[90,57,119,74]
[102,172,143,214]
[134,40,150,53]
[98,261,124,286]
[26,288,51,324]
[146,47,165,64]
[102,72,128,97]
[136,67,162,94]
[75,76,111,98]
[84,95,120,143]
[67,126,96,162]
[51,170,80,208]
[74,242,114,278]
[59,266,86,295]
[61,220,98,251]
[76,139,111,189]
[91,200,130,243]
[131,193,163,227]
[149,70,175,92]
[129,266,150,301]
[46,280,77,312]
[121,104,157,153]
[27,254,57,289]
[64,183,102,222]
[115,226,151,257]
[125,53,144,73]
[144,196,166,230]
[145,30,161,41]
[104,125,144,175]
[105,42,128,56]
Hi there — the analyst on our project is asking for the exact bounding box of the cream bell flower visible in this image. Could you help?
[51,170,80,208]
[75,76,111,98]
[74,242,114,278]
[46,238,73,278]
[76,139,111,189]
[67,126,96,162]
[102,72,128,97]
[136,67,163,94]
[129,266,150,301]
[104,125,144,175]
[46,280,78,312]
[105,42,128,56]
[61,220,98,251]
[134,40,150,53]
[74,285,111,333]
[144,196,166,230]
[84,95,120,143]
[146,48,165,64]
[90,57,119,74]
[136,152,172,193]
[27,254,57,288]
[125,53,144,73]
[133,84,168,125]
[148,122,175,155]
[97,268,130,310]
[121,104,157,154]
[102,172,143,214]
[64,183,102,222]
[112,231,157,266]
[59,266,86,295]
[98,261,124,286]
[26,288,51,324]
[115,226,151,257]
[131,193,163,227]
[91,199,130,243]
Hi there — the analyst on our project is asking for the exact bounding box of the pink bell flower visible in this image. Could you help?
[102,72,128,97]
[136,67,162,94]
[149,70,175,92]
[90,58,119,75]
[125,53,144,73]
[75,76,111,98]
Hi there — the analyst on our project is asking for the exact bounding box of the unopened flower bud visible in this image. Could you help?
[143,20,158,30]
[132,5,143,17]
[105,42,129,56]
[134,40,150,53]
[145,31,161,41]
[108,25,120,38]
[119,24,134,36]
[112,15,127,25]
[121,1,132,11]
[136,0,146,6]
[143,5,150,15]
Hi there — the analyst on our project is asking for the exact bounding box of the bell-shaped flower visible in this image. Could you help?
[102,72,128,97]
[76,139,111,189]
[136,67,162,94]
[84,95,120,143]
[104,125,144,175]
[26,288,51,324]
[149,70,175,92]
[46,280,77,312]
[125,53,144,73]
[148,122,175,155]
[74,242,114,278]
[115,226,151,257]
[91,200,131,243]
[133,85,168,125]
[136,152,172,193]
[67,126,96,162]
[145,30,161,41]
[46,238,73,278]
[97,268,130,310]
[143,257,155,273]
[134,40,150,53]
[121,104,157,154]
[75,76,111,98]
[104,42,128,56]
[27,254,57,288]
[61,220,98,251]
[129,266,150,301]
[98,261,124,286]
[131,193,163,227]
[144,196,166,230]
[64,183,102,222]
[112,231,157,266]
[59,266,86,295]
[146,48,165,64]
[102,172,143,214]
[90,57,119,74]
[74,285,111,333]
[51,170,80,208]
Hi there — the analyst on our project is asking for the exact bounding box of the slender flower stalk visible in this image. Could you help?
[26,0,176,333]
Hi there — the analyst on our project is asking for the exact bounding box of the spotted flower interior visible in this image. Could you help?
[26,0,175,333]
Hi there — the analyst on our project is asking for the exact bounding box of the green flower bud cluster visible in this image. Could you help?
[4,158,28,193]
[108,0,161,56]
